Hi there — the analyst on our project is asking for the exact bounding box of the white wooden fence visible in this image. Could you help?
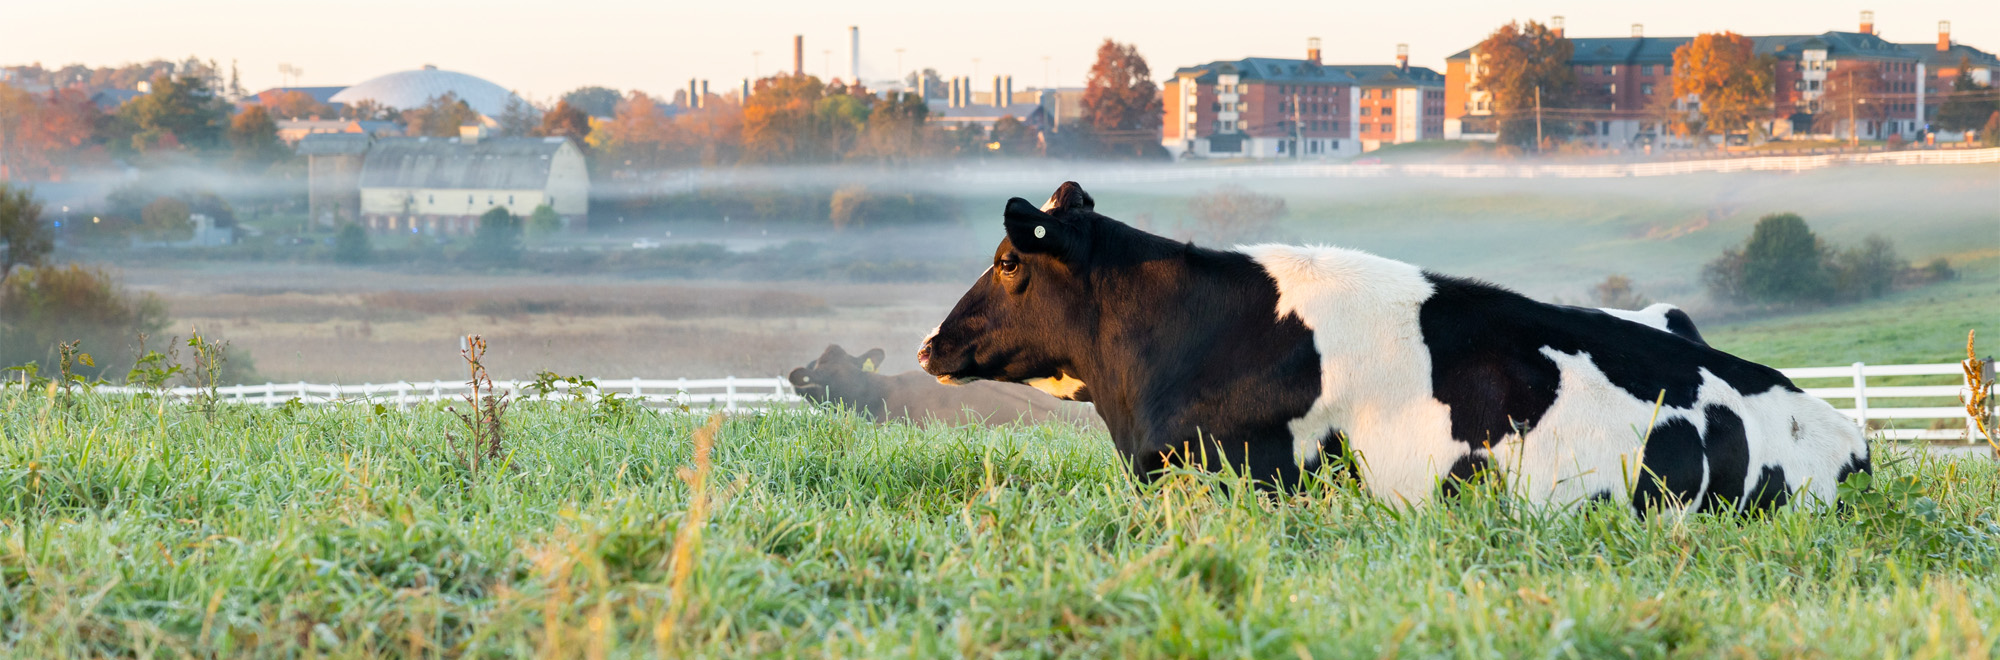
[964,147,2000,185]
[1778,360,1994,442]
[81,360,1995,443]
[92,377,801,412]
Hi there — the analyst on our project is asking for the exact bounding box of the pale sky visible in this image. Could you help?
[6,1,1997,102]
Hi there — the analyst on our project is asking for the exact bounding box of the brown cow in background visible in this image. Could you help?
[788,345,1096,427]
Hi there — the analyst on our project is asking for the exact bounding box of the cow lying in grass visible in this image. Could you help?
[789,344,1096,427]
[917,182,1869,512]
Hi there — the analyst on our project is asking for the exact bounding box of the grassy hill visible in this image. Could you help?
[3,396,1996,657]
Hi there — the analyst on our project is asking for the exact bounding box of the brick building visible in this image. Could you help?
[1164,40,1445,159]
[1445,12,1957,147]
[1900,21,2000,129]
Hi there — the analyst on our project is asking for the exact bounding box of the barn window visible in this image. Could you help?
[428,195,434,204]
[508,195,514,205]
[467,195,474,204]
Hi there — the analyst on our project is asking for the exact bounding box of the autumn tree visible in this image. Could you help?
[1080,39,1163,158]
[496,95,541,137]
[590,93,677,169]
[1471,20,1578,148]
[538,99,592,141]
[139,196,194,241]
[0,85,104,180]
[741,75,829,164]
[264,90,332,118]
[0,183,53,277]
[1671,32,1776,138]
[849,91,932,163]
[1814,61,1888,139]
[227,104,288,169]
[1935,58,1997,132]
[989,115,1040,156]
[402,93,482,137]
[562,86,623,117]
[118,73,230,153]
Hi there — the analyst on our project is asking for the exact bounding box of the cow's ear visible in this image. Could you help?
[1003,197,1082,260]
[859,348,885,372]
[1040,181,1093,212]
[788,367,810,385]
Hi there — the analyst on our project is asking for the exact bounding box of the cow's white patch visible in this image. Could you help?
[1241,243,1866,509]
[1025,373,1087,400]
[1599,303,1683,336]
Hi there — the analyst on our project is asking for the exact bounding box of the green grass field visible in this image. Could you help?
[4,393,1997,658]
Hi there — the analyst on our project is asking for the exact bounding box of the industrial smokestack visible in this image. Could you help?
[850,26,860,84]
[1552,15,1565,38]
[1308,37,1322,65]
[1632,23,1644,37]
[992,76,1003,107]
[1004,75,1013,105]
[1859,10,1874,35]
[742,78,751,101]
[1397,44,1409,70]
[1938,20,1951,50]
[689,78,699,109]
[700,80,709,108]
[793,35,804,76]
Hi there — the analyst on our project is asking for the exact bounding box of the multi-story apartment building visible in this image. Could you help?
[1164,40,1444,159]
[1900,21,1999,128]
[1445,12,1958,146]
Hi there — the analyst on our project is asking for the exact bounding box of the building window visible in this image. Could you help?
[1602,65,1614,75]
[427,194,434,204]
[1642,64,1655,76]
[1642,83,1654,95]
[1380,123,1391,133]
[1381,107,1393,116]
[467,195,474,204]
[1360,107,1372,116]
[508,195,514,205]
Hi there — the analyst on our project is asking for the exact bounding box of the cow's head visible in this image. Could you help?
[918,182,1099,401]
[788,344,885,406]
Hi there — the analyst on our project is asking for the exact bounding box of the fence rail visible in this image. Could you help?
[82,360,1994,443]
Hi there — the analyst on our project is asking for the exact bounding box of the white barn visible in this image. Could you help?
[356,129,588,235]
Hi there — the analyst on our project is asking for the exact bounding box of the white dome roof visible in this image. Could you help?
[330,66,520,117]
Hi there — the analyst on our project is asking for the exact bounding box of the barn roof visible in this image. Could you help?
[358,137,572,190]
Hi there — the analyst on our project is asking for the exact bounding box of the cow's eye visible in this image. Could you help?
[996,256,1021,276]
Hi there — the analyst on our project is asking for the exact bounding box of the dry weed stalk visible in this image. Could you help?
[1962,330,1995,451]
[448,334,510,471]
[655,413,721,653]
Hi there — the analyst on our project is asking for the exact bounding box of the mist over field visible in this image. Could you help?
[26,158,1983,384]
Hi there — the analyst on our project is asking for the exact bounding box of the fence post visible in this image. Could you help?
[1851,362,1869,432]
[265,382,276,407]
[397,382,410,410]
[725,376,737,412]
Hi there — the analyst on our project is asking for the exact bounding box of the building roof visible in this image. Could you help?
[1328,64,1445,86]
[358,136,574,190]
[1175,58,1361,84]
[297,133,374,156]
[255,86,348,104]
[1896,42,2000,70]
[1448,30,1928,64]
[329,66,521,117]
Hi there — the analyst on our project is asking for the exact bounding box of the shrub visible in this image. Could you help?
[1188,186,1287,244]
[0,182,53,277]
[1704,212,1830,305]
[468,206,522,265]
[1590,274,1651,309]
[1828,235,1903,301]
[0,264,168,380]
[528,203,564,238]
[140,196,194,241]
[333,222,371,264]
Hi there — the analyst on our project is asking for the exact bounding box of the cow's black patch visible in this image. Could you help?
[1436,452,1492,500]
[1746,465,1791,512]
[1699,405,1751,511]
[1417,274,1800,451]
[921,185,1324,487]
[1663,308,1706,345]
[1632,417,1706,513]
[1835,452,1872,484]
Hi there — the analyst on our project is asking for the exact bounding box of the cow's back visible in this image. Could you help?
[880,371,1098,427]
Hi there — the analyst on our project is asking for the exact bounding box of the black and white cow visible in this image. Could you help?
[917,182,1869,512]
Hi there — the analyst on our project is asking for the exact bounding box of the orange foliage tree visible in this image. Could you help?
[1671,32,1776,138]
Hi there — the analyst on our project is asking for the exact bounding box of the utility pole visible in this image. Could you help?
[1293,91,1303,160]
[1535,86,1544,153]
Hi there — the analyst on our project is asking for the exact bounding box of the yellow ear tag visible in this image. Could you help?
[862,358,878,372]
[1034,225,1046,238]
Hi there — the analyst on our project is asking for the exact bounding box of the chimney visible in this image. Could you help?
[1307,37,1322,64]
[1632,23,1644,37]
[742,78,752,101]
[993,75,1004,107]
[850,26,861,84]
[1859,10,1874,35]
[459,124,486,145]
[793,35,804,76]
[700,80,710,108]
[688,78,699,109]
[1004,75,1013,105]
[1552,16,1565,38]
[1939,20,1952,51]
[1397,43,1409,70]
